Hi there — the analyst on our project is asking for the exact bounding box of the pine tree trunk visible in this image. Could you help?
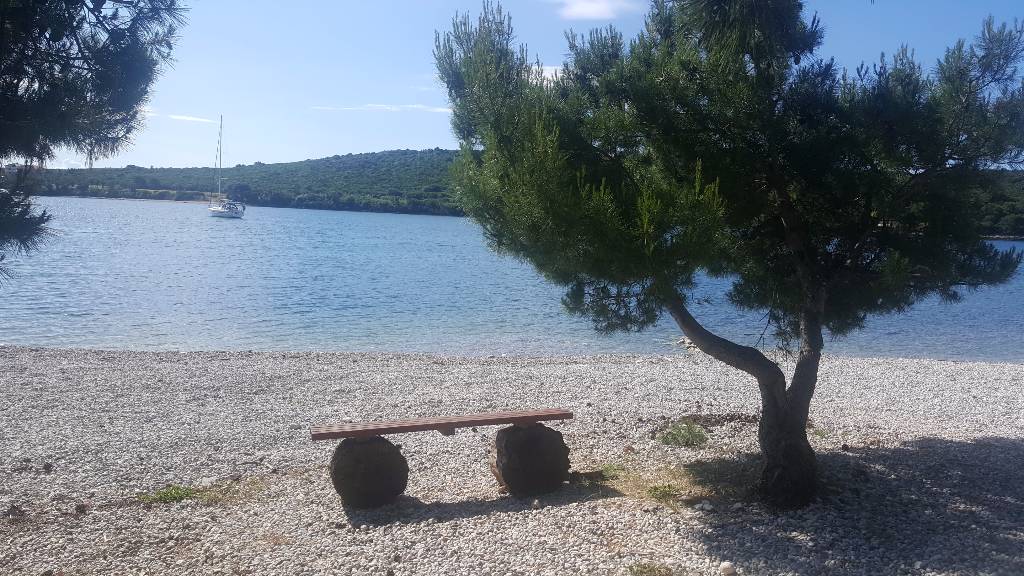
[664,289,822,508]
[757,377,817,508]
[758,296,824,507]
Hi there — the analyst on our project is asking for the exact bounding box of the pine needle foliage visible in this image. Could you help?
[0,0,183,275]
[436,0,1023,343]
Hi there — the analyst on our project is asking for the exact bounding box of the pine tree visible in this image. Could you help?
[436,0,1024,506]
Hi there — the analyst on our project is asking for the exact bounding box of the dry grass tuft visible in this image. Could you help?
[627,562,675,576]
[597,453,760,508]
[198,477,269,505]
[137,477,270,506]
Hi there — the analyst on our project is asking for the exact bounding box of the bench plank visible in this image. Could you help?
[310,408,573,441]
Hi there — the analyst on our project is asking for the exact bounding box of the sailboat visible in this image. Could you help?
[208,115,246,218]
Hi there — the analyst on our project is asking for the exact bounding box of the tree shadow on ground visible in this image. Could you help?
[340,470,623,527]
[693,437,1024,575]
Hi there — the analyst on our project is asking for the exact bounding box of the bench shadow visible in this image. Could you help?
[340,471,623,527]
[693,436,1024,575]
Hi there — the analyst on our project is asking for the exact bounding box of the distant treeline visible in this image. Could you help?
[978,171,1024,237]
[17,149,1024,235]
[30,148,463,216]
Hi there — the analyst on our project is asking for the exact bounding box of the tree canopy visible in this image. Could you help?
[436,0,1023,506]
[1,0,183,162]
[0,0,183,276]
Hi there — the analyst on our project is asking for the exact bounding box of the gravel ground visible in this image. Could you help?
[1,346,1022,576]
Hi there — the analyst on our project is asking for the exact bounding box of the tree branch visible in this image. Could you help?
[662,287,787,410]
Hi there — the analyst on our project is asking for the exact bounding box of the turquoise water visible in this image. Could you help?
[1,196,1021,361]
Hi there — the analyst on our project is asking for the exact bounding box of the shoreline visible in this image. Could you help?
[34,192,466,217]
[33,194,1024,234]
[3,343,1023,367]
[2,346,1022,575]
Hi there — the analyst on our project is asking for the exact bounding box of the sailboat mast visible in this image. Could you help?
[217,115,223,196]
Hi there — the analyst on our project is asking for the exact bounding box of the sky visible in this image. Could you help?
[66,0,1023,169]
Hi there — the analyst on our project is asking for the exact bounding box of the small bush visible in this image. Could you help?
[138,485,197,504]
[658,419,708,448]
[600,463,626,480]
[646,484,681,504]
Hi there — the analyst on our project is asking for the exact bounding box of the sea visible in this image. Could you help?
[1,196,1021,362]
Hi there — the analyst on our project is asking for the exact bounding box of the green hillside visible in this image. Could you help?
[23,150,1024,235]
[33,148,461,216]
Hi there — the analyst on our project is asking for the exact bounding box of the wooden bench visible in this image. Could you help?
[310,408,574,508]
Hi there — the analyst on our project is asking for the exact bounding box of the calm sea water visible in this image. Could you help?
[1,197,1021,361]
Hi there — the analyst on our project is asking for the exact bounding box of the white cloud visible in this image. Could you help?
[552,0,638,20]
[167,114,217,123]
[47,157,85,169]
[541,65,561,80]
[312,104,452,114]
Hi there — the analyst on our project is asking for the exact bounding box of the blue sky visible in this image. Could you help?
[70,0,1022,169]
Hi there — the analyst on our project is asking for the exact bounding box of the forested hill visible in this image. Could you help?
[34,148,461,216]
[27,150,1024,235]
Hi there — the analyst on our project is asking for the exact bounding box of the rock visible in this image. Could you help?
[5,503,27,519]
[199,477,217,488]
[74,502,89,515]
[490,423,570,497]
[720,561,737,575]
[329,436,408,508]
[694,500,714,511]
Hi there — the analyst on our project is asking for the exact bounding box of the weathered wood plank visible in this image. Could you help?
[310,408,573,441]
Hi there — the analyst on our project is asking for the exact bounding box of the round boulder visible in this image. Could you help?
[329,436,408,508]
[490,423,570,496]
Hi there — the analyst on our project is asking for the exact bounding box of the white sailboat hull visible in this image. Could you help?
[208,205,244,218]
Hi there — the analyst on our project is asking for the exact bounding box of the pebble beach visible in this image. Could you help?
[2,346,1023,576]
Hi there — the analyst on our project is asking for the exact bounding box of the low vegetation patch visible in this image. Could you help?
[657,419,708,448]
[137,477,269,506]
[681,413,759,427]
[138,485,198,504]
[810,426,831,439]
[627,563,676,576]
[590,453,761,508]
[646,484,682,504]
[199,477,268,505]
[599,463,626,481]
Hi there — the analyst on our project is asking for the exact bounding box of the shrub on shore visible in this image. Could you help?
[658,420,708,448]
